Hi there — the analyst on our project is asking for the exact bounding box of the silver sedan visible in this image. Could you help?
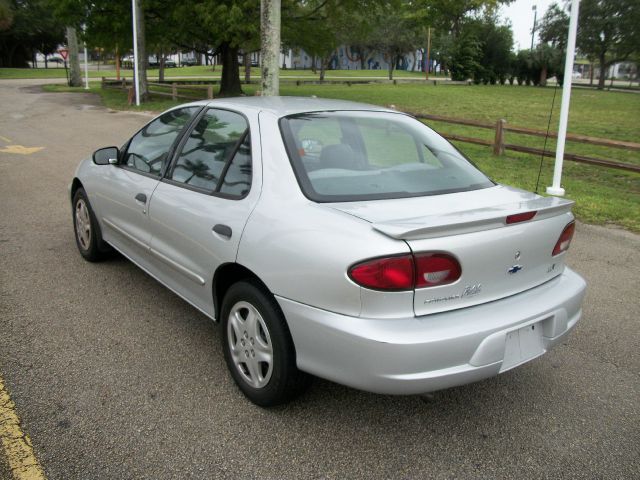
[70,97,586,406]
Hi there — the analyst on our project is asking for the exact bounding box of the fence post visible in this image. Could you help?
[207,85,213,99]
[171,83,177,101]
[493,119,506,156]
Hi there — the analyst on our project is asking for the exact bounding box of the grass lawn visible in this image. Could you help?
[41,81,640,232]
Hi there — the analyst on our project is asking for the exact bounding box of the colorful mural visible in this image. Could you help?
[287,46,424,72]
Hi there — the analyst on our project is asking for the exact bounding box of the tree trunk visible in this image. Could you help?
[357,47,366,70]
[589,62,594,86]
[260,0,281,96]
[66,26,82,87]
[219,43,243,97]
[388,54,394,80]
[158,50,165,82]
[320,57,326,81]
[134,0,148,100]
[115,44,120,80]
[244,52,251,83]
[539,65,548,87]
[311,54,316,74]
[597,53,606,90]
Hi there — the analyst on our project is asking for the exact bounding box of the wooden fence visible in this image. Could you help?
[102,77,214,102]
[403,111,640,174]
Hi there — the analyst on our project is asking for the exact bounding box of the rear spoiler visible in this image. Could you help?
[372,196,574,240]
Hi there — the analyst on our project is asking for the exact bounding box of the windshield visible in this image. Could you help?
[279,111,494,202]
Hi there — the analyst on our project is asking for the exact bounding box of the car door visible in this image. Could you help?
[147,108,261,316]
[95,107,200,260]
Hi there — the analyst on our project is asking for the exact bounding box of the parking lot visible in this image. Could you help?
[0,79,638,479]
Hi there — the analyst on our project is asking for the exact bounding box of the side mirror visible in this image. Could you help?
[93,146,119,165]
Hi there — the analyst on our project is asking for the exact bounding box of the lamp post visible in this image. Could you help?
[131,0,140,106]
[531,5,537,50]
[547,0,581,197]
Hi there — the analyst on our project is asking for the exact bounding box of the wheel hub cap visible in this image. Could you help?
[227,301,273,389]
[75,199,91,250]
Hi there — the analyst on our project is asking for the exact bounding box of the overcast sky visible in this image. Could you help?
[499,0,558,51]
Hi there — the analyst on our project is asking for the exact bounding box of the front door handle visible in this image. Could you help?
[213,224,232,239]
[135,193,147,204]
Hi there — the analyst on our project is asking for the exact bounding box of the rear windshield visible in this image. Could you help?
[280,111,494,202]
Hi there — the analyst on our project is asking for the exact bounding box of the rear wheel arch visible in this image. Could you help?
[213,263,274,322]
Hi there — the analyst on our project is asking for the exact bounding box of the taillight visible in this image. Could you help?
[414,253,462,288]
[348,253,461,291]
[506,211,537,224]
[552,221,575,256]
[348,255,414,291]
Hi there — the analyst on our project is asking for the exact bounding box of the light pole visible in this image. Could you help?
[131,0,140,106]
[547,0,581,197]
[530,5,537,50]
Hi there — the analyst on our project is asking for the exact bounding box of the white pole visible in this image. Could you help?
[131,0,141,106]
[83,43,89,90]
[547,0,580,196]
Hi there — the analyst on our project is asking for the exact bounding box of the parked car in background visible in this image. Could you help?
[181,57,198,66]
[70,97,586,406]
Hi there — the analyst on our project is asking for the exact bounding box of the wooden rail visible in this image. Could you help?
[402,110,640,173]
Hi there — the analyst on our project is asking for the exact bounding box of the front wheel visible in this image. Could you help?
[221,281,311,406]
[72,188,110,262]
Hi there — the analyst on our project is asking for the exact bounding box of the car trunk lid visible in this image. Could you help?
[329,185,575,315]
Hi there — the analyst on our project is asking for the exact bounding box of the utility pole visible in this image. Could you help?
[530,5,537,50]
[547,0,580,197]
[261,0,281,96]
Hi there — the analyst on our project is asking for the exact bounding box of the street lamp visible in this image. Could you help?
[531,5,538,50]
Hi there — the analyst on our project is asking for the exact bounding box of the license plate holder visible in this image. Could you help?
[500,322,545,372]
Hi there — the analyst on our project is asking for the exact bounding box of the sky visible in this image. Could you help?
[499,0,557,51]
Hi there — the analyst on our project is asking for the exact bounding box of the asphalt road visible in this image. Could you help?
[0,79,638,480]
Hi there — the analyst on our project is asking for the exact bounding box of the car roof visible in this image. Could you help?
[186,96,397,118]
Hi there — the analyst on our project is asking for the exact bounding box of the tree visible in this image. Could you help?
[465,15,513,84]
[261,0,281,95]
[66,26,82,86]
[449,29,480,80]
[576,0,639,89]
[367,1,421,80]
[0,0,65,67]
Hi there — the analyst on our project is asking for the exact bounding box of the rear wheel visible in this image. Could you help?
[221,281,311,406]
[72,188,110,262]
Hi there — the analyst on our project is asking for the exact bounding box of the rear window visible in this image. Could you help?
[279,111,494,202]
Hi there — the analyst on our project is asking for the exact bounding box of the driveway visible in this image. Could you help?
[0,79,638,479]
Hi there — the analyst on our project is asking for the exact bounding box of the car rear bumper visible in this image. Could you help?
[276,267,586,395]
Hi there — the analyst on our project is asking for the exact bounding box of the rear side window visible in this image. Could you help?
[280,111,493,202]
[170,109,250,196]
[123,107,198,176]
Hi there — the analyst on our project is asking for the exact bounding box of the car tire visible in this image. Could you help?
[221,280,311,407]
[72,188,111,262]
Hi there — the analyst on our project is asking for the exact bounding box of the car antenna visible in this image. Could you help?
[535,81,560,193]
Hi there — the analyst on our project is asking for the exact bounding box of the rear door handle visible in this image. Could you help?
[213,224,232,239]
[135,193,147,204]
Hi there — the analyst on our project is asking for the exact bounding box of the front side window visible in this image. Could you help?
[170,109,250,195]
[123,107,198,176]
[280,111,494,202]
